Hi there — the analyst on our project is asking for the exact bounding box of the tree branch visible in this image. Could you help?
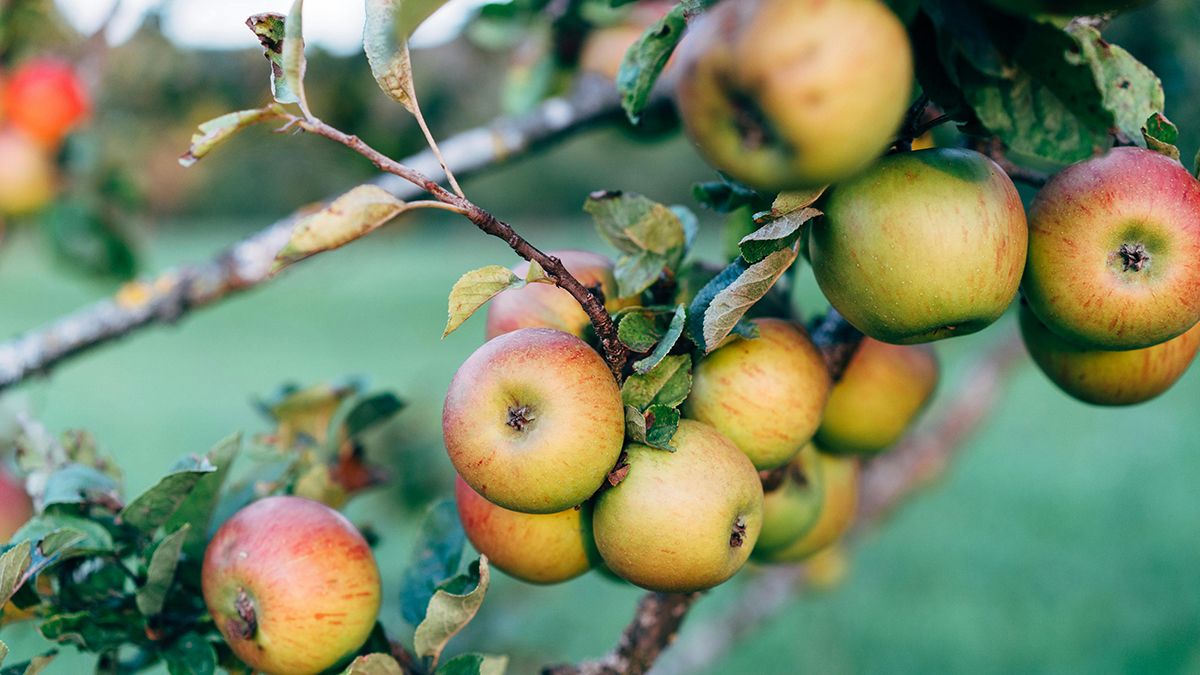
[0,76,631,392]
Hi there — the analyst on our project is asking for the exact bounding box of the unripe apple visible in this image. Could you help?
[0,469,32,542]
[443,328,625,514]
[751,444,825,559]
[455,475,596,584]
[675,0,912,191]
[593,420,764,592]
[756,448,858,563]
[981,0,1152,16]
[816,339,939,454]
[811,148,1028,344]
[485,250,635,340]
[202,496,381,675]
[1024,147,1200,351]
[0,128,55,216]
[1019,304,1200,406]
[3,58,90,148]
[683,318,831,470]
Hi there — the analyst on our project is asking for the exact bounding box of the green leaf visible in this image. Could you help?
[343,653,403,675]
[738,208,819,264]
[643,404,680,449]
[584,191,689,297]
[700,246,798,351]
[1142,112,1181,161]
[342,393,406,439]
[686,258,746,352]
[768,187,827,219]
[12,513,114,557]
[443,266,524,337]
[0,543,32,608]
[632,305,686,375]
[136,526,190,617]
[120,459,216,533]
[617,311,664,352]
[162,633,217,675]
[283,0,311,116]
[692,177,771,214]
[38,611,141,652]
[363,0,449,111]
[274,185,409,269]
[414,557,491,666]
[165,434,241,559]
[436,653,508,675]
[1065,23,1164,146]
[246,13,299,105]
[400,499,466,626]
[621,354,692,410]
[41,202,138,281]
[40,464,120,509]
[179,105,287,167]
[617,3,687,123]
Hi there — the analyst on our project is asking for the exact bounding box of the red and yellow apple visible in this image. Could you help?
[455,475,596,584]
[817,339,939,454]
[202,496,381,675]
[1024,147,1200,351]
[485,250,635,340]
[3,58,90,148]
[756,448,859,563]
[0,128,55,216]
[0,469,32,541]
[1019,304,1200,406]
[675,0,912,191]
[443,328,625,513]
[811,148,1028,344]
[593,420,764,592]
[683,318,831,470]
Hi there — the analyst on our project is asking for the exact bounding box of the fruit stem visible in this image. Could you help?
[1117,242,1150,272]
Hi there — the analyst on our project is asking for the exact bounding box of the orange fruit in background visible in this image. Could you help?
[3,58,90,148]
[0,128,56,216]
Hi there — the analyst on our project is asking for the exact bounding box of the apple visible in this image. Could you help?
[674,0,912,191]
[756,448,859,563]
[3,58,90,148]
[811,148,1028,344]
[816,339,939,454]
[683,318,831,470]
[202,496,381,675]
[443,327,625,514]
[751,444,825,559]
[592,420,764,592]
[485,250,635,340]
[1019,304,1200,406]
[981,0,1152,16]
[0,128,55,216]
[0,469,32,542]
[455,475,597,584]
[1024,147,1200,351]
[804,544,850,590]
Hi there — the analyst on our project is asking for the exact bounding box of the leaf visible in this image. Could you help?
[343,654,403,675]
[342,393,406,440]
[162,633,217,675]
[584,191,689,296]
[179,106,287,167]
[120,459,216,533]
[1065,23,1164,146]
[38,611,140,652]
[2,532,87,608]
[692,177,771,214]
[769,188,827,219]
[136,526,190,617]
[165,434,241,559]
[1142,112,1180,161]
[400,499,466,626]
[245,13,299,104]
[686,257,746,352]
[436,653,509,675]
[283,0,311,117]
[414,557,491,666]
[0,543,32,608]
[12,513,114,557]
[259,379,365,447]
[617,3,687,123]
[621,354,692,410]
[443,266,525,338]
[632,305,686,375]
[363,0,449,111]
[41,202,138,281]
[624,405,678,451]
[617,311,664,352]
[700,246,798,351]
[274,185,408,269]
[738,208,819,264]
[40,464,120,509]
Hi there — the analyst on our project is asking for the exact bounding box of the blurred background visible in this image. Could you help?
[1,0,1200,672]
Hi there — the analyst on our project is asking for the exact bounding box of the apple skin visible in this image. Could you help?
[443,328,625,514]
[1024,147,1200,351]
[751,444,825,559]
[982,0,1152,16]
[0,469,33,542]
[683,318,831,470]
[485,250,636,340]
[593,420,764,592]
[816,339,939,454]
[674,0,912,191]
[0,128,55,216]
[1019,304,1200,406]
[3,58,90,148]
[756,448,859,564]
[455,475,597,584]
[811,148,1028,344]
[202,496,381,675]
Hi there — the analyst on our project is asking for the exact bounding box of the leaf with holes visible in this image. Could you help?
[1066,23,1163,146]
[246,13,299,104]
[274,185,409,269]
[179,105,287,167]
[443,266,524,338]
[621,354,692,410]
[414,557,491,667]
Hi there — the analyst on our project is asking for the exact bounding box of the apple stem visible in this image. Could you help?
[229,588,258,641]
[1117,243,1150,272]
[506,405,535,432]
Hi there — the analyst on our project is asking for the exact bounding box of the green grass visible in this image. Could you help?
[1,215,1198,674]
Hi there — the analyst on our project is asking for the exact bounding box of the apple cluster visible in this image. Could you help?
[0,58,90,219]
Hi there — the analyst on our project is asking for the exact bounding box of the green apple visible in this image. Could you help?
[756,448,859,563]
[0,469,32,542]
[751,444,825,559]
[683,318,831,470]
[816,339,939,454]
[455,475,597,584]
[593,420,764,592]
[811,148,1028,344]
[443,328,625,514]
[982,0,1152,16]
[1024,147,1200,350]
[675,0,912,191]
[1019,304,1200,406]
[202,496,381,675]
[485,250,636,340]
